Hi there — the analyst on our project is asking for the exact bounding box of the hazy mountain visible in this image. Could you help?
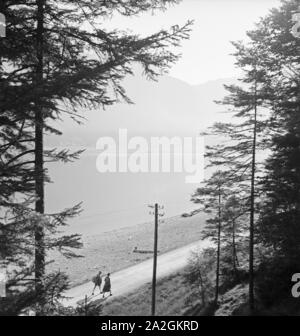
[46,75,238,147]
[45,74,238,235]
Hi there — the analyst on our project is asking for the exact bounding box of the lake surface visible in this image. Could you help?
[46,150,199,237]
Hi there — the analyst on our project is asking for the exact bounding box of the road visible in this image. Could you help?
[62,239,210,307]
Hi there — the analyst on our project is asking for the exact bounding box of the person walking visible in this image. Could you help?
[92,271,102,295]
[102,273,112,298]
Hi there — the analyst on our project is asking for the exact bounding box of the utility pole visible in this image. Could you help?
[148,203,164,316]
[152,203,158,316]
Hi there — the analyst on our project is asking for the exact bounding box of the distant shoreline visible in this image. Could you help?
[49,213,206,287]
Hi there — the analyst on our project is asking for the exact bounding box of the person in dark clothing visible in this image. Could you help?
[102,273,112,298]
[92,271,102,295]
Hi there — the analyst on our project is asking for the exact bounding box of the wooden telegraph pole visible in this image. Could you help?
[148,203,164,316]
[152,203,158,316]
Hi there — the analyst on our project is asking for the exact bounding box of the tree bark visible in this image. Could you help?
[232,219,237,272]
[232,218,240,281]
[197,262,206,306]
[34,0,45,311]
[215,188,222,304]
[249,74,258,314]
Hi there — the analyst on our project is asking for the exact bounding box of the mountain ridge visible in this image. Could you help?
[46,75,238,147]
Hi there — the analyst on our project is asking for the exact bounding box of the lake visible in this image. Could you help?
[46,150,200,237]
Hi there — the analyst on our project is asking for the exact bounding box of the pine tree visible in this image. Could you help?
[248,0,300,256]
[192,171,232,303]
[204,0,300,312]
[252,0,300,293]
[185,248,216,307]
[221,196,247,277]
[203,41,271,312]
[231,0,300,310]
[1,0,192,314]
[190,0,299,314]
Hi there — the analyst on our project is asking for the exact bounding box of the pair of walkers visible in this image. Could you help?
[92,271,112,298]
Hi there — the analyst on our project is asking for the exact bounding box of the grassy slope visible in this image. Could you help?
[102,271,201,316]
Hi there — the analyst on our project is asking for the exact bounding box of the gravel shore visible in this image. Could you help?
[49,213,205,287]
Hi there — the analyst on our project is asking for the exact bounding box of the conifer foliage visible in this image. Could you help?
[191,0,300,314]
[0,0,192,315]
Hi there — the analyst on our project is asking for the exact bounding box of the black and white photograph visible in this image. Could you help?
[0,0,300,319]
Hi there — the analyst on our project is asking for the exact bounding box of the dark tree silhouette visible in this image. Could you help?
[0,0,192,314]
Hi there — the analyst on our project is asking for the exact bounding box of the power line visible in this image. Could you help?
[75,204,148,221]
[75,200,193,221]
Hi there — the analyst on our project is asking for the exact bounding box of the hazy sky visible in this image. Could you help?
[107,0,282,84]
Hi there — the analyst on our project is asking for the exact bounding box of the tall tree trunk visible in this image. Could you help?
[249,75,258,314]
[232,219,237,272]
[34,0,45,311]
[198,268,206,306]
[215,188,222,304]
[197,258,206,306]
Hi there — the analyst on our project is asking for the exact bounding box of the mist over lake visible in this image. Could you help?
[45,75,232,237]
[46,149,199,236]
